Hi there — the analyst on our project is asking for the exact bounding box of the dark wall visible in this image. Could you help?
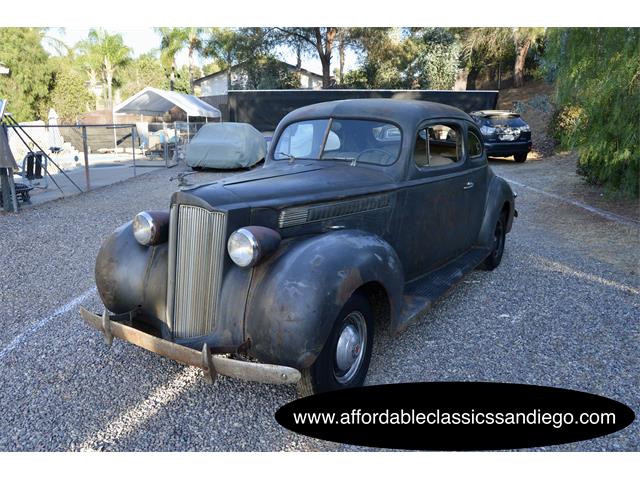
[224,89,499,131]
[200,95,230,122]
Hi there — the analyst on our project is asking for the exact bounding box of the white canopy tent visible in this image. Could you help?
[114,87,221,119]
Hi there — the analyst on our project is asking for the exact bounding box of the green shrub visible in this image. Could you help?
[549,104,585,144]
[543,28,639,196]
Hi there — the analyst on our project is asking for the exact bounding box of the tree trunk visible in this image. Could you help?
[316,27,336,88]
[188,48,194,93]
[514,39,531,88]
[320,54,331,88]
[106,74,113,110]
[89,69,100,110]
[466,66,480,90]
[296,44,302,70]
[338,41,345,85]
[169,65,175,91]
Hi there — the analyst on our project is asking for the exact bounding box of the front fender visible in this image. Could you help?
[477,173,515,248]
[245,230,404,369]
[95,221,168,327]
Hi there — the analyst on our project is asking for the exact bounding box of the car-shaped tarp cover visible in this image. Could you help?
[186,122,267,169]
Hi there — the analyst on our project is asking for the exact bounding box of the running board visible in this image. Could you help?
[397,247,491,331]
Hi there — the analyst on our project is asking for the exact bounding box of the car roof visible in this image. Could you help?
[471,110,520,117]
[282,99,473,126]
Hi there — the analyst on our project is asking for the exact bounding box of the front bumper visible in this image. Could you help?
[79,306,301,385]
[484,140,532,156]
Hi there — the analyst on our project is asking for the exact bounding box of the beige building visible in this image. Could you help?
[194,61,323,97]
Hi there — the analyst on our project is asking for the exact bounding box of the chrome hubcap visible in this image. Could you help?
[334,311,367,384]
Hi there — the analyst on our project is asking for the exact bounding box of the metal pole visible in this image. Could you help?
[131,126,137,177]
[1,167,18,213]
[82,126,91,191]
[112,108,117,158]
[163,121,168,168]
[7,168,17,211]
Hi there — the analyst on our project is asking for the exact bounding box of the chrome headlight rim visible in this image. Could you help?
[133,211,156,246]
[132,210,170,246]
[227,226,281,268]
[227,228,261,267]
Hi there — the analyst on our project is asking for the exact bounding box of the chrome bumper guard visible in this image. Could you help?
[79,307,301,385]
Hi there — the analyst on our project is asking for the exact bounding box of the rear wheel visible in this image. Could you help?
[514,153,527,163]
[297,292,374,396]
[480,212,507,271]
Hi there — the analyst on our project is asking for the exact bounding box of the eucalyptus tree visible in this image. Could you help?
[273,28,338,87]
[461,27,544,87]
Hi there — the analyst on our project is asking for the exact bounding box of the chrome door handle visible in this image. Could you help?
[463,182,474,190]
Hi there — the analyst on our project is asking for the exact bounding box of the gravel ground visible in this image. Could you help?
[0,159,637,451]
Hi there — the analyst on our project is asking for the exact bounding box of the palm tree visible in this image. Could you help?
[77,29,131,109]
[155,27,186,91]
[204,28,243,89]
[40,27,72,56]
[182,28,204,93]
[203,28,269,89]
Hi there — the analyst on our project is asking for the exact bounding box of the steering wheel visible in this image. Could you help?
[356,148,393,164]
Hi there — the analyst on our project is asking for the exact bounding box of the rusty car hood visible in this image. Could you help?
[180,161,397,209]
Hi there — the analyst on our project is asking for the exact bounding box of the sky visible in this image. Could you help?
[45,28,360,76]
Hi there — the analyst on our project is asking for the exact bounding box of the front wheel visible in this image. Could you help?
[479,212,507,271]
[297,292,374,396]
[514,153,527,163]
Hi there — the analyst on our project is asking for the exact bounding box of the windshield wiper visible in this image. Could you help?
[277,151,297,164]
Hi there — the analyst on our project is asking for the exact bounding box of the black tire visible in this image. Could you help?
[297,292,374,396]
[479,212,507,271]
[514,153,527,163]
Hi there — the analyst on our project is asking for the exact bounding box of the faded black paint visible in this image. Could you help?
[92,99,515,370]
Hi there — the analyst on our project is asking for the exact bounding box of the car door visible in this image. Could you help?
[393,120,478,281]
[464,124,489,247]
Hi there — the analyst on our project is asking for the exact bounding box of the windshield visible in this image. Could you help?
[273,118,401,166]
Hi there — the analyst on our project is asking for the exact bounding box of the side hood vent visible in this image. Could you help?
[279,194,391,228]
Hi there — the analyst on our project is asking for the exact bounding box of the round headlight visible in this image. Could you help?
[132,211,169,246]
[227,228,260,267]
[227,226,281,268]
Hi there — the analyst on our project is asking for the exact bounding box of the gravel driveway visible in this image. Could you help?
[0,158,637,451]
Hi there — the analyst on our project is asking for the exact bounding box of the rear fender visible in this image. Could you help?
[477,174,515,248]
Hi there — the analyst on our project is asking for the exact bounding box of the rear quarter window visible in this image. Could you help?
[468,130,483,158]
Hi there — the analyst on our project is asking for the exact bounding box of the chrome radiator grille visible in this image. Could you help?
[168,205,227,338]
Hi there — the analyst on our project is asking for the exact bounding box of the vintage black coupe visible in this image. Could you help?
[80,99,516,395]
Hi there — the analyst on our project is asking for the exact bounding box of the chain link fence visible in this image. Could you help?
[1,120,205,211]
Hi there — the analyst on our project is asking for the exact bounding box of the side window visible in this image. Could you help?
[468,130,483,159]
[413,124,462,168]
